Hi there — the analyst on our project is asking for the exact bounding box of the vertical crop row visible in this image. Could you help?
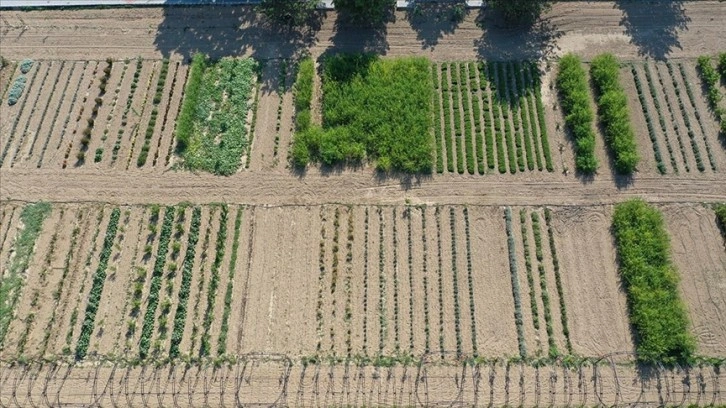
[665,63,705,172]
[451,63,465,174]
[543,209,572,354]
[421,207,431,353]
[488,63,507,174]
[478,61,496,171]
[643,62,679,172]
[469,62,485,174]
[112,57,143,163]
[498,63,517,174]
[630,65,666,174]
[392,209,400,352]
[169,206,202,359]
[528,63,553,172]
[345,207,354,357]
[676,62,716,171]
[462,207,478,356]
[137,59,170,167]
[26,61,67,161]
[1,62,41,167]
[330,208,341,352]
[377,208,387,354]
[188,207,214,355]
[435,206,445,356]
[508,62,526,172]
[441,64,455,173]
[362,207,370,355]
[531,212,557,358]
[37,62,80,167]
[13,62,54,167]
[653,62,691,172]
[515,62,535,171]
[316,207,327,353]
[460,64,476,174]
[448,207,463,356]
[75,207,120,360]
[138,205,175,360]
[432,64,444,173]
[406,207,415,353]
[504,207,526,358]
[77,58,114,164]
[217,206,242,356]
[273,60,287,158]
[199,204,228,357]
[519,209,540,333]
[174,54,207,153]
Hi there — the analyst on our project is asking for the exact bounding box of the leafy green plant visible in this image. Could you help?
[590,54,640,174]
[0,202,52,347]
[75,207,121,360]
[612,199,695,364]
[556,54,598,174]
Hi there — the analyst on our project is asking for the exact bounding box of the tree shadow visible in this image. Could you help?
[405,0,468,50]
[474,7,563,62]
[153,5,323,82]
[324,8,391,56]
[616,0,690,61]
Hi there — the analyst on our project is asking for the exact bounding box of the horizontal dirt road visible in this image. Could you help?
[2,168,725,206]
[0,2,724,61]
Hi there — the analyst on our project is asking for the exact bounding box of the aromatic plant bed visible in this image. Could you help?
[612,199,695,364]
[176,54,258,176]
[292,54,433,173]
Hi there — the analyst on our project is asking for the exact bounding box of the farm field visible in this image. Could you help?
[1,3,726,407]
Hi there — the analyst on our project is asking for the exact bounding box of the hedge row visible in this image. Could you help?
[139,206,175,360]
[590,54,639,174]
[174,54,206,152]
[612,199,695,364]
[556,54,598,174]
[75,207,120,360]
[169,206,202,359]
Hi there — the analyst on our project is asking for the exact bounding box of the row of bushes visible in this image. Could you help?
[590,54,640,174]
[169,207,202,358]
[75,207,120,360]
[441,64,456,173]
[139,206,175,359]
[556,54,598,174]
[0,202,52,347]
[432,64,444,173]
[696,55,726,137]
[612,199,695,364]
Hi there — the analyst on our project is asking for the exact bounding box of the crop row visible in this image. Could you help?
[273,60,287,159]
[112,58,143,163]
[188,208,215,357]
[642,62,679,172]
[504,207,526,358]
[0,202,52,348]
[137,59,170,167]
[675,62,716,171]
[330,208,341,352]
[11,61,56,168]
[435,207,445,356]
[519,209,540,334]
[217,206,243,356]
[77,58,114,164]
[1,61,42,167]
[316,208,328,352]
[138,206,175,360]
[432,64,444,173]
[531,212,557,357]
[612,199,694,364]
[200,204,228,357]
[557,54,598,174]
[543,209,572,354]
[420,208,431,353]
[392,209,400,352]
[345,208,354,357]
[362,208,370,355]
[630,66,667,174]
[377,208,387,354]
[25,61,66,162]
[590,54,639,174]
[652,63,691,172]
[448,208,463,355]
[36,62,80,167]
[662,63,706,172]
[405,207,415,353]
[696,55,726,137]
[75,207,120,360]
[462,208,478,355]
[95,60,129,163]
[440,64,456,173]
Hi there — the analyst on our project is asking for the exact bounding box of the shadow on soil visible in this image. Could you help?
[153,5,322,62]
[405,0,468,50]
[616,0,690,61]
[323,10,391,56]
[474,8,563,62]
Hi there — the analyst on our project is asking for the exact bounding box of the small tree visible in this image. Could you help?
[333,0,395,25]
[258,0,318,27]
[489,0,553,25]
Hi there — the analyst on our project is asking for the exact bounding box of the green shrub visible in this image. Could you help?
[590,54,640,174]
[715,203,726,240]
[7,75,26,106]
[294,57,314,117]
[19,59,33,74]
[557,54,598,174]
[719,53,726,80]
[293,54,433,173]
[75,207,121,360]
[175,53,207,153]
[612,199,695,364]
[697,55,726,137]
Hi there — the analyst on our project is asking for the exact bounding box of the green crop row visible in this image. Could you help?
[612,199,695,364]
[675,62,716,171]
[478,62,496,171]
[462,207,478,355]
[441,64,456,173]
[556,54,598,174]
[392,209,400,352]
[362,208,370,355]
[200,204,229,357]
[175,54,206,153]
[293,57,314,135]
[514,62,535,172]
[529,63,553,172]
[488,63,507,174]
[217,206,243,356]
[643,62,679,172]
[664,63,705,172]
[435,207,445,356]
[420,208,431,353]
[519,209,540,332]
[137,59,170,167]
[531,212,557,358]
[432,64,444,173]
[448,208,463,356]
[508,63,525,172]
[460,64,476,174]
[504,207,526,358]
[0,202,52,347]
[316,208,327,352]
[498,63,517,174]
[169,207,202,359]
[378,208,387,354]
[652,63,691,172]
[630,66,666,174]
[544,209,572,354]
[697,56,726,137]
[451,63,465,174]
[75,207,120,360]
[138,206,175,360]
[590,54,639,174]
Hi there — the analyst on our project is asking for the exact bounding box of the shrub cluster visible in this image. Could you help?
[612,199,695,364]
[139,206,175,360]
[75,207,121,360]
[292,54,434,173]
[7,75,27,106]
[19,59,33,74]
[697,56,726,137]
[590,54,639,174]
[556,54,598,174]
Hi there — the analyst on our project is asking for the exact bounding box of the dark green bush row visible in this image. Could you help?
[631,66,666,174]
[377,208,387,354]
[7,75,26,106]
[200,204,228,357]
[498,63,517,174]
[676,62,717,171]
[643,63,678,172]
[523,64,543,171]
[217,206,243,356]
[460,64,476,174]
[435,206,445,355]
[392,209,400,352]
[504,207,527,358]
[508,62,526,172]
[420,208,431,353]
[529,62,554,172]
[293,54,433,173]
[174,53,207,153]
[697,55,726,138]
[612,199,695,364]
[137,59,170,167]
[469,62,486,174]
[138,206,175,360]
[432,64,444,173]
[451,63,465,174]
[590,54,640,174]
[362,208,370,354]
[556,54,598,174]
[75,207,120,360]
[0,202,52,347]
[442,64,456,173]
[169,206,202,357]
[718,53,726,80]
